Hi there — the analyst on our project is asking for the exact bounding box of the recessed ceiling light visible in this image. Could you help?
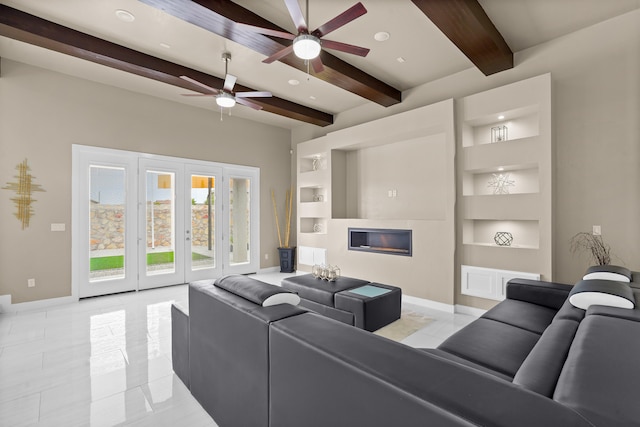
[498,167,505,171]
[396,57,406,63]
[309,95,316,100]
[374,31,390,42]
[115,9,135,23]
[160,43,171,49]
[498,115,505,120]
[288,79,300,86]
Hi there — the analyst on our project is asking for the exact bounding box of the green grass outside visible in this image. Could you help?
[90,251,211,271]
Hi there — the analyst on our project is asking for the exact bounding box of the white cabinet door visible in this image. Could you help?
[461,265,540,301]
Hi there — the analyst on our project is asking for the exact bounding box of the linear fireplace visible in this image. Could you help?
[348,228,412,257]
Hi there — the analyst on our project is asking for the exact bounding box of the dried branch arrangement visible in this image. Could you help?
[271,188,293,248]
[569,232,611,265]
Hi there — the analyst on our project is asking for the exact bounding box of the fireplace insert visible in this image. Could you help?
[348,228,412,256]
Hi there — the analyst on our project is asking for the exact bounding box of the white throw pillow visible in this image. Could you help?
[262,292,301,307]
[569,291,635,310]
[582,272,631,283]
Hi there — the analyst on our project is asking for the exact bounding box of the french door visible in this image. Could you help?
[73,146,259,298]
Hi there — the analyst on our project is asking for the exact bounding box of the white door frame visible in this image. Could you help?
[72,145,260,299]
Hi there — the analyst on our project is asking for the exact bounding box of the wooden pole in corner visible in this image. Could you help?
[271,189,283,248]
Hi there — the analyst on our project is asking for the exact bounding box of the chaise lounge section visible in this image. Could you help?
[173,271,640,426]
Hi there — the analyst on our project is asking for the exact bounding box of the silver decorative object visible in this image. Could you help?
[313,223,323,233]
[487,173,515,195]
[311,264,341,282]
[491,125,508,143]
[313,193,324,202]
[312,156,323,171]
[494,232,513,246]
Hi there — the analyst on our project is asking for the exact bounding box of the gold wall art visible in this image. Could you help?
[2,159,45,229]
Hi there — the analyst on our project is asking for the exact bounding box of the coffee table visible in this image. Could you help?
[281,274,401,332]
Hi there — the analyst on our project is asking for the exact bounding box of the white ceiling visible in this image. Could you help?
[2,0,639,129]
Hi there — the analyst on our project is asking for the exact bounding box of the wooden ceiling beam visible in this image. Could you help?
[411,0,513,75]
[138,0,402,107]
[0,5,333,127]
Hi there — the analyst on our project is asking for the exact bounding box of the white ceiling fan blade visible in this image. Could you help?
[179,75,220,94]
[236,91,272,98]
[236,97,263,110]
[223,74,237,92]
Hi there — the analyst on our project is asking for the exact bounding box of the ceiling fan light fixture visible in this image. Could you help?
[216,92,236,108]
[293,34,321,60]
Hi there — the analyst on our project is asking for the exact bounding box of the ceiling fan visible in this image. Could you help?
[180,52,272,110]
[236,0,370,73]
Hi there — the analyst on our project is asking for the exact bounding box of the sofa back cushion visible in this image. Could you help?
[512,319,579,397]
[554,315,640,426]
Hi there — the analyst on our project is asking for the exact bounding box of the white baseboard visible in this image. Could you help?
[402,294,455,313]
[454,304,487,317]
[0,295,78,314]
[0,295,12,314]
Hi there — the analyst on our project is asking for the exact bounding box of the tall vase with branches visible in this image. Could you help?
[271,188,295,272]
[569,232,611,265]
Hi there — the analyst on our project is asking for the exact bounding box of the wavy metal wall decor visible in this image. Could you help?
[2,159,45,229]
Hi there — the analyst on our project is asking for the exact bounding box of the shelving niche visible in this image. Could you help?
[457,74,552,300]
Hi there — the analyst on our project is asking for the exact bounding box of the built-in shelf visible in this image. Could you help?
[299,153,327,173]
[300,217,327,235]
[457,74,551,294]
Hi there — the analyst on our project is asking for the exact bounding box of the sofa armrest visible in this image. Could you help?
[506,278,573,310]
[270,313,593,427]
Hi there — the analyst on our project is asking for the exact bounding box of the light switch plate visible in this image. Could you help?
[51,223,66,232]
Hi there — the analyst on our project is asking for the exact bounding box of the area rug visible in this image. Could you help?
[373,310,434,342]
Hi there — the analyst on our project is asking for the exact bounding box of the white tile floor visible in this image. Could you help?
[0,273,477,426]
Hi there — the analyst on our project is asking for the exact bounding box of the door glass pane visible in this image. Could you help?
[146,171,175,275]
[229,177,250,266]
[190,175,215,270]
[89,166,126,282]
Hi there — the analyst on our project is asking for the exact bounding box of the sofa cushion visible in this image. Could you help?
[482,299,557,334]
[512,319,579,397]
[438,318,541,377]
[214,274,300,306]
[554,315,640,427]
[583,264,632,282]
[281,275,369,307]
[568,279,635,310]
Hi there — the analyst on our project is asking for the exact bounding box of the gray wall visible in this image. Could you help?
[0,59,291,304]
[293,9,640,304]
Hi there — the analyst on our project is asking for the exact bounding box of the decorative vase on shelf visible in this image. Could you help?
[491,125,508,143]
[494,232,513,246]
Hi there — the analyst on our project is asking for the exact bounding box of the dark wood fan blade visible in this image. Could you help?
[223,74,237,92]
[284,0,307,32]
[236,97,263,110]
[321,39,369,57]
[236,91,272,98]
[180,75,220,94]
[180,93,217,97]
[311,56,324,73]
[263,45,294,64]
[312,2,367,38]
[235,23,295,40]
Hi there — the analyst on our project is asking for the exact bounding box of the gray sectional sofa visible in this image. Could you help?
[172,272,640,427]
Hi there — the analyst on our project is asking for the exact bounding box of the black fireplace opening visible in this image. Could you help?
[348,228,412,257]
